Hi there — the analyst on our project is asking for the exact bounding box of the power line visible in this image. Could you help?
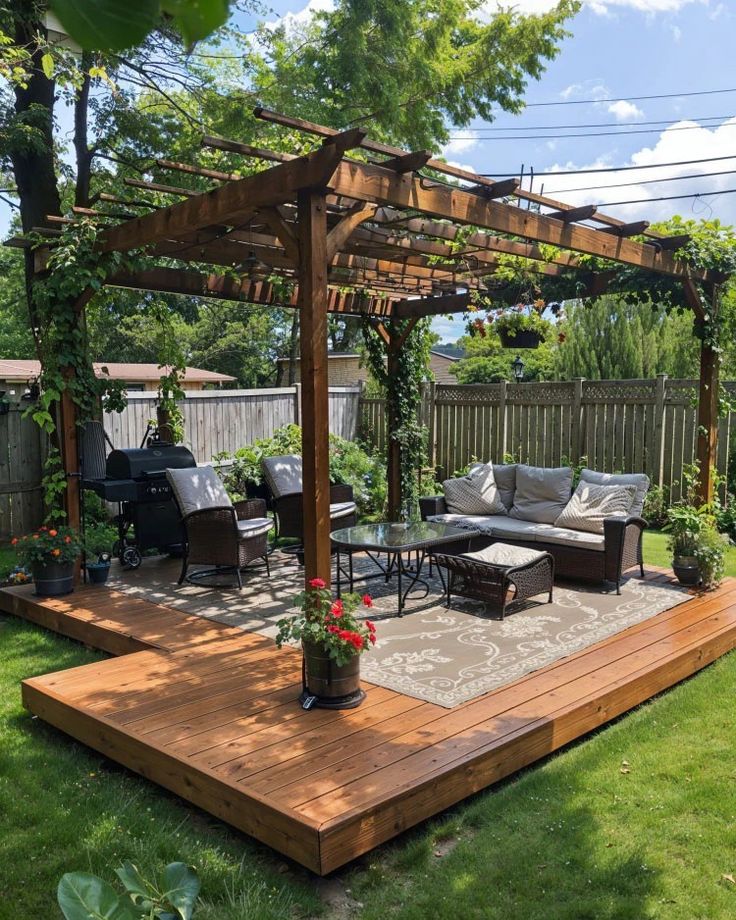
[545,168,736,196]
[520,86,736,108]
[478,153,736,178]
[463,114,735,133]
[593,187,736,208]
[449,121,736,141]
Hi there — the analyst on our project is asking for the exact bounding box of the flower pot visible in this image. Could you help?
[672,555,700,586]
[32,559,75,597]
[301,640,365,709]
[86,561,111,585]
[498,329,541,349]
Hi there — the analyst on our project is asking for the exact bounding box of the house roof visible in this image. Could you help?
[0,359,235,383]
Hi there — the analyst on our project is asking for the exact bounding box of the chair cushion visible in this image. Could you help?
[509,465,573,524]
[533,525,605,551]
[443,463,507,515]
[579,469,650,518]
[463,542,547,568]
[330,501,357,520]
[262,455,303,498]
[166,466,232,518]
[237,517,273,538]
[555,482,636,534]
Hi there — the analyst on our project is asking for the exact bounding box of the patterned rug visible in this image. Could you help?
[360,578,691,708]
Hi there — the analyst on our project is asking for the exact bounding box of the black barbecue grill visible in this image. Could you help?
[84,445,197,568]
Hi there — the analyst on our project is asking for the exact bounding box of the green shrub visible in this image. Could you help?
[643,483,671,529]
[217,425,387,519]
[695,525,727,589]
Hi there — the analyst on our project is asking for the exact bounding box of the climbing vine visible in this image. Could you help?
[362,316,434,518]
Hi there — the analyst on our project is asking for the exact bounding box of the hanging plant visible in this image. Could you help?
[468,299,558,349]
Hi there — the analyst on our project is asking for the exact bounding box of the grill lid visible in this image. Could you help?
[106,445,196,481]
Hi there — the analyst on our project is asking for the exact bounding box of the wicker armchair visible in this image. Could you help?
[166,466,272,589]
[262,455,357,545]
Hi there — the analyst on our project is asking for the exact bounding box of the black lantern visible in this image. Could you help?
[511,354,525,383]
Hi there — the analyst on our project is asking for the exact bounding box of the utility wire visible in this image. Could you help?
[545,168,736,196]
[480,153,736,178]
[449,122,736,141]
[519,86,736,108]
[592,188,736,207]
[462,114,735,133]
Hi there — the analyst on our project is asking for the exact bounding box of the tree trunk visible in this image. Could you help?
[74,54,94,207]
[288,311,300,385]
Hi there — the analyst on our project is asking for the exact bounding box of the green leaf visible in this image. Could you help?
[41,52,54,79]
[57,872,139,920]
[114,863,151,903]
[161,863,200,920]
[161,0,229,45]
[49,0,160,51]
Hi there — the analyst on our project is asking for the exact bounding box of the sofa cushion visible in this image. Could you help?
[579,469,649,518]
[426,513,498,535]
[469,462,516,511]
[509,465,573,524]
[443,463,507,515]
[262,455,302,498]
[533,525,605,552]
[463,542,547,568]
[489,517,548,541]
[167,466,232,518]
[554,482,636,534]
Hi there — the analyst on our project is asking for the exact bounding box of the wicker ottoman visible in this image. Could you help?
[432,542,555,620]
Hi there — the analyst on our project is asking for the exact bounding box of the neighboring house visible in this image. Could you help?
[276,350,458,387]
[0,360,235,399]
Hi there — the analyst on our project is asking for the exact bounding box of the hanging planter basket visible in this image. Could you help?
[498,328,542,349]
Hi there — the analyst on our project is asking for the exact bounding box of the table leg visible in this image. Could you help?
[397,554,403,616]
[336,548,342,598]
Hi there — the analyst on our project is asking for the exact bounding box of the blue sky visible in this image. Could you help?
[5,0,735,343]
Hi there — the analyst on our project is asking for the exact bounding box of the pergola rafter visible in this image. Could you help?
[6,109,725,588]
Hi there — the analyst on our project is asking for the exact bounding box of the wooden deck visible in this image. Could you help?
[3,575,736,875]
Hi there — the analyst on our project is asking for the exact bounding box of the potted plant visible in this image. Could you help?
[469,300,556,350]
[12,525,81,596]
[276,578,376,710]
[694,525,727,590]
[84,523,117,585]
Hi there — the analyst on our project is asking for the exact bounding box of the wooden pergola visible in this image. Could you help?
[8,107,726,588]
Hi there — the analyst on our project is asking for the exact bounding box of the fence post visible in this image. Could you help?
[294,383,302,426]
[653,373,668,487]
[571,377,584,463]
[497,379,508,462]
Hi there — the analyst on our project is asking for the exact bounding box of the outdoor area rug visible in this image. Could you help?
[360,578,692,708]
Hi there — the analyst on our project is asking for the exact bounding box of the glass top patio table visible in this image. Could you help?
[330,521,473,552]
[330,521,478,616]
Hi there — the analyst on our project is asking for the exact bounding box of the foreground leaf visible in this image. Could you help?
[49,0,159,51]
[161,862,200,920]
[57,872,139,920]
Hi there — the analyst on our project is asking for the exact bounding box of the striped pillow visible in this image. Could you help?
[554,482,636,535]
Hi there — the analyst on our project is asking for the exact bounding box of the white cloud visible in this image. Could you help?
[265,0,334,32]
[441,132,480,156]
[607,99,645,121]
[539,116,736,225]
[671,23,683,39]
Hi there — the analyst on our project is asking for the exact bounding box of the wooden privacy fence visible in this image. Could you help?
[359,377,735,501]
[103,385,362,457]
[0,408,47,540]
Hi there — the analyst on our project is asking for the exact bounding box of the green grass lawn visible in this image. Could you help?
[2,537,736,918]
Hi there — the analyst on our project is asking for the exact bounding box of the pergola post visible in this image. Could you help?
[386,328,402,520]
[297,189,332,586]
[684,280,720,504]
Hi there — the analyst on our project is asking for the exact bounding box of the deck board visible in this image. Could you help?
[3,575,736,875]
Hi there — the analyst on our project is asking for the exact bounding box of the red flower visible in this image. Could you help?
[308,577,326,589]
[39,526,47,532]
[48,529,58,537]
[64,536,71,544]
[369,634,377,645]
[10,537,17,546]
[366,620,376,633]
[331,599,344,617]
[362,594,373,608]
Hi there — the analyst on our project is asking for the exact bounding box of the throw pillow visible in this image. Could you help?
[579,468,649,518]
[509,465,573,524]
[468,462,517,511]
[442,463,507,515]
[554,482,637,534]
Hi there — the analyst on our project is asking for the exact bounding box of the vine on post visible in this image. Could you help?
[362,316,434,518]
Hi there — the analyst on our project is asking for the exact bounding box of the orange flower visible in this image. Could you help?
[48,529,58,537]
[51,548,61,557]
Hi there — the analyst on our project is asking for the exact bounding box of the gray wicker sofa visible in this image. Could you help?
[420,464,649,593]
